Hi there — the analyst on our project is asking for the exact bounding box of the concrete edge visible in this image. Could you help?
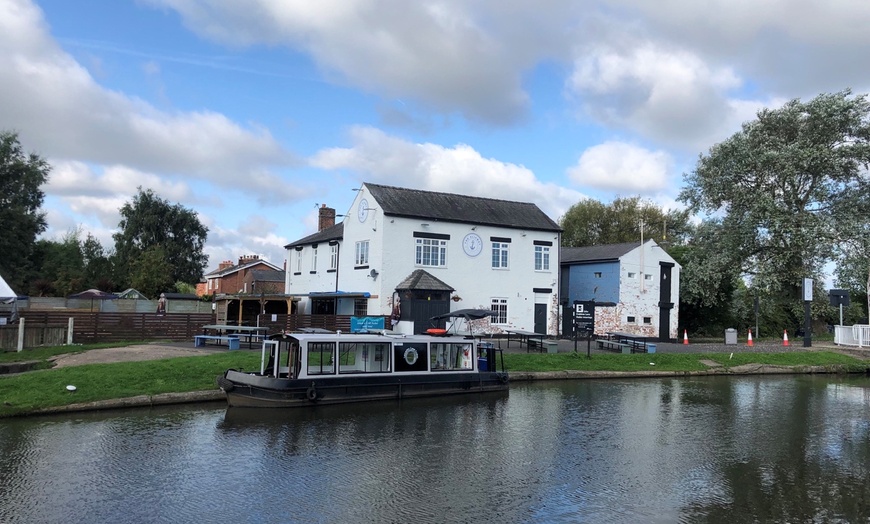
[14,364,867,417]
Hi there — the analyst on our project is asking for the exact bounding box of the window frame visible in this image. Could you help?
[491,297,508,324]
[355,240,370,266]
[534,245,550,271]
[491,242,509,269]
[415,238,447,267]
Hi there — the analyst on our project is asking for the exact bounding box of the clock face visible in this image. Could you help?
[463,233,483,257]
[357,199,369,222]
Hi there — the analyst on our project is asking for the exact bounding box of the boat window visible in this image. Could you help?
[307,342,335,375]
[338,342,391,373]
[431,343,474,371]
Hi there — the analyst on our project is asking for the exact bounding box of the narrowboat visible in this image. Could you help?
[216,332,509,408]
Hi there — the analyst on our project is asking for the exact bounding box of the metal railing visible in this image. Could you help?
[833,324,870,348]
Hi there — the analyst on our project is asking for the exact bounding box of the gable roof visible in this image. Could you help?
[560,242,641,264]
[285,222,344,249]
[204,257,282,277]
[365,183,561,232]
[395,269,455,292]
[250,269,285,282]
[0,273,19,299]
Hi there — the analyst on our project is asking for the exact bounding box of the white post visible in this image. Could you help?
[67,317,74,345]
[16,317,24,352]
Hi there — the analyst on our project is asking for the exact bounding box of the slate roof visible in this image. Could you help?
[204,258,282,277]
[251,269,285,282]
[395,269,455,292]
[284,222,344,249]
[560,242,641,264]
[365,183,561,232]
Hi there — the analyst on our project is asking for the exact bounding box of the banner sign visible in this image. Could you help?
[351,316,385,333]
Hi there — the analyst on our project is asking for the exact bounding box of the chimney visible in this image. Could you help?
[218,260,233,271]
[318,204,336,231]
[238,255,260,266]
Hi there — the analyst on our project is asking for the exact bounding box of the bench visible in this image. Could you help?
[238,333,266,348]
[597,339,632,354]
[194,335,240,350]
[527,338,547,353]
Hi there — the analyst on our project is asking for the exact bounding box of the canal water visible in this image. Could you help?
[1,375,869,523]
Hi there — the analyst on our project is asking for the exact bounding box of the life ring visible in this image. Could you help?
[498,373,509,384]
[306,385,318,401]
[403,347,419,365]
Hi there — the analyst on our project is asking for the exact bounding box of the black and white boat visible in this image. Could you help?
[217,331,509,408]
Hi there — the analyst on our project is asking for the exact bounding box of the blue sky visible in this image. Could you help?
[4,0,870,275]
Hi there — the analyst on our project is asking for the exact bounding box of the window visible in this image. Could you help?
[353,298,368,317]
[295,250,302,273]
[416,238,447,267]
[594,272,602,278]
[339,342,390,373]
[492,242,509,269]
[329,244,338,270]
[645,274,653,281]
[431,343,474,371]
[311,246,318,271]
[627,316,636,323]
[643,317,652,325]
[491,298,508,324]
[355,240,369,266]
[534,245,550,271]
[307,342,335,375]
[627,272,636,278]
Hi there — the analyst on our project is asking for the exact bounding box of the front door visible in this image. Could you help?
[658,263,674,341]
[534,303,547,334]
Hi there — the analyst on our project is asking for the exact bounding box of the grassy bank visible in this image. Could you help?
[0,345,867,417]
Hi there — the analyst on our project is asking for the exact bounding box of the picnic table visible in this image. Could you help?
[599,331,655,354]
[505,329,547,352]
[200,324,268,349]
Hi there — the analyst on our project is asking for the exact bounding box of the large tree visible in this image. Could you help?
[680,90,870,326]
[560,196,691,247]
[113,188,208,290]
[0,132,50,291]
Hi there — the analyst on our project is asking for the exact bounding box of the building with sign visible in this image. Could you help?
[560,240,680,341]
[286,183,562,336]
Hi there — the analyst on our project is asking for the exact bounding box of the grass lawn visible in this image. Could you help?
[0,343,866,418]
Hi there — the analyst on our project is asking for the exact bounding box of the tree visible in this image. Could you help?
[0,131,50,291]
[129,245,174,298]
[680,90,870,329]
[560,196,691,247]
[113,188,208,290]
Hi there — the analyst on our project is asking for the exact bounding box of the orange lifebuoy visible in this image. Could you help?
[426,328,447,336]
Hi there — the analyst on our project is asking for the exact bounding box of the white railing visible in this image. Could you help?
[834,325,870,348]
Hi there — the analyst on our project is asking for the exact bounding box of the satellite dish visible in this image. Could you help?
[369,269,379,278]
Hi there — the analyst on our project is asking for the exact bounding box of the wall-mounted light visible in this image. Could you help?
[421,223,430,228]
[471,226,477,230]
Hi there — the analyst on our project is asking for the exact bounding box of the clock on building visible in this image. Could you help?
[357,199,369,222]
[462,232,483,257]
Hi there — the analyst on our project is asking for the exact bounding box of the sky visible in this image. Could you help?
[3,0,870,276]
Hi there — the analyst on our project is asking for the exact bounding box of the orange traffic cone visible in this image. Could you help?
[783,330,789,346]
[747,329,753,347]
[683,330,689,345]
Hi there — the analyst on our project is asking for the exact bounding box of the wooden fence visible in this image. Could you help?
[0,312,390,350]
[0,312,215,350]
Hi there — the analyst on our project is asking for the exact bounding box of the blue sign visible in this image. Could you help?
[350,316,385,333]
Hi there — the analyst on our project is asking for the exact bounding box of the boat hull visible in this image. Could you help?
[218,369,509,408]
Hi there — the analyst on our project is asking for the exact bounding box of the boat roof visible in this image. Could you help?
[279,332,476,343]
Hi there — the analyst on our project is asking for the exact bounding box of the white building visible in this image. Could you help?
[560,240,681,340]
[286,183,563,335]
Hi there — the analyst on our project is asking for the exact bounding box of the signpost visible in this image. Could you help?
[802,278,813,348]
[828,289,850,328]
[573,300,595,358]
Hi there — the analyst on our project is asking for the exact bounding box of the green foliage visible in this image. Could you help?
[560,196,691,248]
[28,229,115,296]
[0,132,50,291]
[174,281,197,295]
[680,90,870,304]
[129,245,174,298]
[113,187,208,290]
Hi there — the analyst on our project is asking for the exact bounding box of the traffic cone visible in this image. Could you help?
[783,330,789,346]
[747,329,753,347]
[683,330,689,345]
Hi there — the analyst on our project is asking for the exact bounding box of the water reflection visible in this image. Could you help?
[1,376,869,523]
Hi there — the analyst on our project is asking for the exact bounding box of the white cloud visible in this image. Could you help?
[568,142,672,194]
[311,126,586,220]
[0,0,302,203]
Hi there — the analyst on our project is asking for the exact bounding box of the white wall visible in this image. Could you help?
[289,186,561,334]
[615,241,680,339]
